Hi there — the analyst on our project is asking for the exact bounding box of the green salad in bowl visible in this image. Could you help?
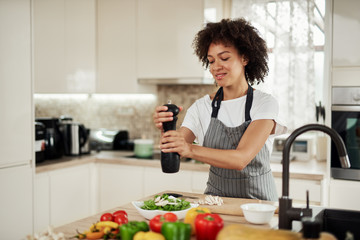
[141,194,191,211]
[132,194,197,220]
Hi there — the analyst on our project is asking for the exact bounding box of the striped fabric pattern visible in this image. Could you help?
[203,118,278,201]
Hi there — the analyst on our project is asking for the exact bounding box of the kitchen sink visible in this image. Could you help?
[314,208,360,240]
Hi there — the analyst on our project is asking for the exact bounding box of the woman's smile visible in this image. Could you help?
[214,72,227,80]
[207,43,247,87]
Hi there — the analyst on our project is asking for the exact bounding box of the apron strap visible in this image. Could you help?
[211,87,223,118]
[211,84,253,120]
[245,85,253,121]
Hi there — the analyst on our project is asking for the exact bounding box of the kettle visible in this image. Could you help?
[59,116,88,156]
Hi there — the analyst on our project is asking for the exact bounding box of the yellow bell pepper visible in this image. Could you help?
[184,206,211,235]
[133,231,165,240]
[90,221,118,232]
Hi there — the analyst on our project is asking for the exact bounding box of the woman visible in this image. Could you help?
[153,18,287,201]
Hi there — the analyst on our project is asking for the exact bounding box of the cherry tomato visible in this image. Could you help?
[100,213,114,222]
[113,210,128,218]
[113,214,128,225]
[149,213,178,233]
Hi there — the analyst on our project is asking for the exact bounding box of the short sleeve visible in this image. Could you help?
[181,102,201,139]
[181,96,211,145]
[252,93,287,136]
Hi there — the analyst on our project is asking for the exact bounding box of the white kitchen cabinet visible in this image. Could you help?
[0,0,34,238]
[0,0,32,168]
[98,164,144,212]
[332,0,360,86]
[274,177,322,205]
[329,179,360,211]
[34,172,50,232]
[33,0,96,93]
[0,165,33,239]
[332,0,360,67]
[332,67,360,86]
[143,167,192,196]
[34,164,95,230]
[49,164,92,227]
[96,0,155,93]
[137,0,204,80]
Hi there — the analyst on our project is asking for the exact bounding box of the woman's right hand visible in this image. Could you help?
[153,105,182,132]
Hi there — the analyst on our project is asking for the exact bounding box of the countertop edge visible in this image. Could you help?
[35,152,326,181]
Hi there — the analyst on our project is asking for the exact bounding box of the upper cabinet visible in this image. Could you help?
[34,0,96,93]
[34,0,207,93]
[96,0,155,93]
[332,0,360,86]
[137,0,205,81]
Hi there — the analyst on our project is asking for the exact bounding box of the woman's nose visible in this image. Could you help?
[211,62,223,71]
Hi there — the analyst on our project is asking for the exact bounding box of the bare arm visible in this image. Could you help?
[161,119,275,170]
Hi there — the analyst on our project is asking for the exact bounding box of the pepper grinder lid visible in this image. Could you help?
[164,100,179,116]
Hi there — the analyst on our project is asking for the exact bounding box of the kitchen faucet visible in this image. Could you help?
[278,124,351,230]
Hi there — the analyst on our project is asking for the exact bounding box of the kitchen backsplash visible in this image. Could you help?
[157,84,217,128]
[35,85,216,145]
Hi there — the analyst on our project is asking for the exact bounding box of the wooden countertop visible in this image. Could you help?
[54,191,279,239]
[36,151,326,180]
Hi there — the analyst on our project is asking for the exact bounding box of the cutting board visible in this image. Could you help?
[184,195,279,216]
[158,191,279,216]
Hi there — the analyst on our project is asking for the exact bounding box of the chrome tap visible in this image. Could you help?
[278,124,350,230]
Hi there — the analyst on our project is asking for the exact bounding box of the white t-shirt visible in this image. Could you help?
[181,89,287,154]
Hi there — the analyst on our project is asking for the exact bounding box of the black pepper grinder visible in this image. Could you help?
[161,101,180,173]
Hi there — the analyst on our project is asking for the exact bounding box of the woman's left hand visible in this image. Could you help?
[160,130,192,158]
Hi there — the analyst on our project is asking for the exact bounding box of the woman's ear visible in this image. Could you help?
[242,56,249,66]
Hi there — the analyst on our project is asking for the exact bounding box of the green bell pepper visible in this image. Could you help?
[119,221,149,240]
[161,222,191,240]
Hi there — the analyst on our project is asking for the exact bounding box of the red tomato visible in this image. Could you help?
[100,213,114,222]
[163,212,177,222]
[113,210,128,218]
[113,214,128,225]
[149,213,178,233]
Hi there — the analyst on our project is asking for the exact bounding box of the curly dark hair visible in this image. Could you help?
[192,18,269,85]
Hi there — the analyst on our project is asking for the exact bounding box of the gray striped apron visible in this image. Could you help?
[203,86,278,201]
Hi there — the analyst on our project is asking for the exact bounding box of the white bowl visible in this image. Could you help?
[241,203,276,224]
[132,201,198,220]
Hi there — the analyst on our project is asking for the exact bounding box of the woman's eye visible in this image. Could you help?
[208,60,214,64]
[222,57,229,61]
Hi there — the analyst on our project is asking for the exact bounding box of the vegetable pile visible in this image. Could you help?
[72,210,129,240]
[141,194,191,211]
[72,204,225,240]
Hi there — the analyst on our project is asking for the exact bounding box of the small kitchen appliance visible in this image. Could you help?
[35,117,64,160]
[331,87,360,181]
[113,130,133,150]
[161,101,180,173]
[81,128,91,155]
[58,116,88,156]
[89,129,132,151]
[134,139,154,158]
[35,122,46,163]
[272,134,316,162]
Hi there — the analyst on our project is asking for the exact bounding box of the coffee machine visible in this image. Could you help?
[35,121,46,163]
[35,117,64,160]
